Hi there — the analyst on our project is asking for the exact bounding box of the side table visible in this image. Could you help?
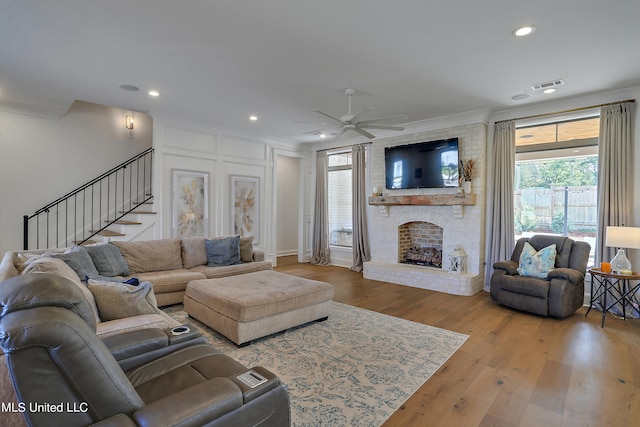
[586,268,640,327]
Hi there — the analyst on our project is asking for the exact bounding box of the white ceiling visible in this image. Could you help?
[2,1,640,144]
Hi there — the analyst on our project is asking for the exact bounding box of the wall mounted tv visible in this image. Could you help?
[384,138,459,189]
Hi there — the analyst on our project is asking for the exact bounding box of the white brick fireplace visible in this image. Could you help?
[363,122,487,296]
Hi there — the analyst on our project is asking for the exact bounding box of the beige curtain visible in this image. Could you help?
[311,151,330,265]
[484,121,516,291]
[596,102,634,266]
[351,144,370,272]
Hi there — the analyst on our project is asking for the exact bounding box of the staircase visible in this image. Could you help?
[23,148,155,250]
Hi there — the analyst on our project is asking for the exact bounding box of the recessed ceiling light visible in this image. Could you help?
[513,25,536,37]
[511,93,531,101]
[543,88,556,94]
[249,115,258,121]
[319,133,326,139]
[148,90,160,97]
[119,84,139,92]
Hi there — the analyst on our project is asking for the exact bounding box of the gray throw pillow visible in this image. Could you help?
[87,279,159,321]
[205,236,241,266]
[239,237,254,263]
[49,247,99,281]
[84,243,130,277]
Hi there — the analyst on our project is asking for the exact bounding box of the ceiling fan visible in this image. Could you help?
[310,88,408,139]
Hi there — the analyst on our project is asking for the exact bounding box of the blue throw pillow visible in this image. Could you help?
[205,236,241,266]
[84,243,130,277]
[49,246,99,281]
[517,242,557,278]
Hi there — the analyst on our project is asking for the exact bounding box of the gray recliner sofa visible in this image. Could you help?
[0,274,290,427]
[490,235,591,318]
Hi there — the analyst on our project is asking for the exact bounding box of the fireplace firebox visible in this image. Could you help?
[398,221,443,268]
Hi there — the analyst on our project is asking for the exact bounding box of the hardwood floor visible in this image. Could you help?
[274,256,640,427]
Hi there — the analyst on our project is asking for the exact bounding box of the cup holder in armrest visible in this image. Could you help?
[167,325,204,345]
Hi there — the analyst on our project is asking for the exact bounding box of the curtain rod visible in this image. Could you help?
[316,141,372,152]
[494,99,636,125]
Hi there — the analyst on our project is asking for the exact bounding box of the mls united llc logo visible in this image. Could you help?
[2,401,89,413]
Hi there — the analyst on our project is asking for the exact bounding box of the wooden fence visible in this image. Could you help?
[515,185,597,230]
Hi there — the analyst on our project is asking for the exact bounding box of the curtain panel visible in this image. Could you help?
[596,102,634,265]
[311,151,330,265]
[351,144,371,272]
[596,102,636,317]
[484,121,516,291]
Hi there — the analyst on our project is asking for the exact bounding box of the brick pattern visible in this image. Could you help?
[363,122,487,296]
[397,221,443,263]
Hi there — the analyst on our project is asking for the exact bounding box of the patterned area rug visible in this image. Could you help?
[164,302,468,427]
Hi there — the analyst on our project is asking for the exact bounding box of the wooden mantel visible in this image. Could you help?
[368,193,475,206]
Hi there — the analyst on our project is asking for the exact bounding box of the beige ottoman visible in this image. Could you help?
[184,270,334,346]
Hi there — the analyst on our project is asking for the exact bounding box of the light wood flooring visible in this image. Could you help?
[274,256,640,427]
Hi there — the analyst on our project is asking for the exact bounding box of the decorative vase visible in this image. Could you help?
[462,180,472,194]
[610,248,632,274]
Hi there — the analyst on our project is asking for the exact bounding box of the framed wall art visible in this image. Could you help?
[230,175,259,243]
[172,169,209,238]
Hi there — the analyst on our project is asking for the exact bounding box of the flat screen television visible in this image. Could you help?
[385,138,459,189]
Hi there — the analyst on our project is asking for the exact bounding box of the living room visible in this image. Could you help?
[2,2,640,426]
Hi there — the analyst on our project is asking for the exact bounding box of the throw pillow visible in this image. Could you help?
[239,236,254,263]
[517,242,557,279]
[87,279,159,321]
[205,235,241,266]
[84,243,130,277]
[49,247,99,281]
[181,237,208,268]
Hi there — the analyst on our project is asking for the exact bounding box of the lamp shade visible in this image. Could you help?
[605,226,640,249]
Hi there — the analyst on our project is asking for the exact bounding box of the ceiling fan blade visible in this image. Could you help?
[349,106,374,124]
[358,124,405,131]
[334,127,348,138]
[303,128,330,135]
[354,127,376,139]
[312,110,343,123]
[356,114,408,125]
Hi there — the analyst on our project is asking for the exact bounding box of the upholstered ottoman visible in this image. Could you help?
[184,270,334,346]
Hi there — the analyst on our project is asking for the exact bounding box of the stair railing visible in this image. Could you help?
[23,148,154,250]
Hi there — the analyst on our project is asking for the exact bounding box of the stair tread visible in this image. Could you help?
[74,240,97,245]
[92,230,126,237]
[109,220,142,225]
[121,211,157,214]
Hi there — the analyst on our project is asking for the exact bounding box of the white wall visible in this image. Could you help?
[150,115,307,262]
[0,101,152,253]
[276,155,300,256]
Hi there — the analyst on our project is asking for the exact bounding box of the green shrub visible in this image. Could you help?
[551,212,573,234]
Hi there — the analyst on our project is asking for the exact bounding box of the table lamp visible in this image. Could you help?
[605,226,640,274]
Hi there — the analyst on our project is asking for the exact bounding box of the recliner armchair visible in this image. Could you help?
[490,235,591,318]
[0,274,290,427]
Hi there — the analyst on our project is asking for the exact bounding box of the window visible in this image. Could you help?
[327,151,352,247]
[514,116,600,265]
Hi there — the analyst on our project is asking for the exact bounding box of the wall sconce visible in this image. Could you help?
[125,115,134,138]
